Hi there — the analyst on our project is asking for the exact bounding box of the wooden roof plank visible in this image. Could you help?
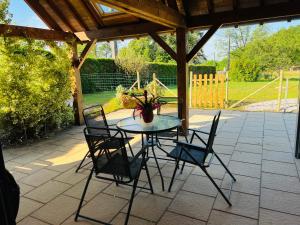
[65,0,90,31]
[96,0,186,28]
[82,0,104,27]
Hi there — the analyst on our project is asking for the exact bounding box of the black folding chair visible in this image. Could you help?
[167,111,236,206]
[75,127,153,225]
[76,104,134,172]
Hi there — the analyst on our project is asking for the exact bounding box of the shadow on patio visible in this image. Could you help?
[2,109,300,225]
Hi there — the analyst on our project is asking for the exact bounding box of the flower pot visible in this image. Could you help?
[142,107,154,123]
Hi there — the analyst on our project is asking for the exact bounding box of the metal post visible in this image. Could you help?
[295,80,300,159]
[153,73,157,96]
[137,71,140,90]
[284,78,289,113]
[225,71,229,108]
[277,70,283,112]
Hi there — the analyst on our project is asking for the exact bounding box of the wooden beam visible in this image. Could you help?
[44,0,76,32]
[24,0,61,30]
[65,0,90,31]
[206,0,214,14]
[188,2,300,28]
[71,42,84,125]
[176,27,189,132]
[186,24,220,63]
[176,0,186,15]
[232,0,239,11]
[0,24,76,41]
[75,22,171,42]
[149,33,177,61]
[78,39,97,69]
[82,0,104,27]
[96,0,186,28]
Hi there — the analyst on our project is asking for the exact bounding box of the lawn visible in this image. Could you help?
[83,78,299,111]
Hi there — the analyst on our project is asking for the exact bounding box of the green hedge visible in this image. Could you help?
[80,59,216,93]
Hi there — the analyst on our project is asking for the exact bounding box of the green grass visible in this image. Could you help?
[83,79,299,111]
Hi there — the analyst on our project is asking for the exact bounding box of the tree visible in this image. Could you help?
[0,0,11,24]
[98,42,112,58]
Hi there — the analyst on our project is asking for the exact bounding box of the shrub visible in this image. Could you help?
[0,38,73,143]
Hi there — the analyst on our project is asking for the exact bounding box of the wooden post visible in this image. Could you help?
[225,71,229,108]
[153,73,157,96]
[137,71,141,89]
[176,27,189,133]
[277,70,284,112]
[71,42,84,125]
[295,81,300,159]
[189,71,192,108]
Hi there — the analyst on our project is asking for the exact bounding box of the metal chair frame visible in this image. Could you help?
[168,111,236,206]
[76,104,134,172]
[75,127,153,225]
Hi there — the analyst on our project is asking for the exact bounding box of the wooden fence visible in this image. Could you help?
[190,74,225,108]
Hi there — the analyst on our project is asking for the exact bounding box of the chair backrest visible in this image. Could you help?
[83,127,132,179]
[83,105,110,136]
[206,111,221,156]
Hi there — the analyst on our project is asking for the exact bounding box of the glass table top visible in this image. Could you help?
[116,115,181,134]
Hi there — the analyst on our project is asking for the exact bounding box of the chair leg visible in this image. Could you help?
[201,167,232,206]
[75,151,89,173]
[180,162,185,174]
[190,131,195,144]
[214,152,236,182]
[75,168,94,221]
[144,162,154,194]
[168,158,180,192]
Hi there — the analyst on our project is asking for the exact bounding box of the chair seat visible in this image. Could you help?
[99,137,133,149]
[96,153,142,180]
[157,130,177,138]
[167,145,206,165]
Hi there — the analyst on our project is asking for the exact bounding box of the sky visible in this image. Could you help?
[8,0,300,60]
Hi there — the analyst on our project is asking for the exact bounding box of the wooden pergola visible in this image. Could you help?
[1,0,300,134]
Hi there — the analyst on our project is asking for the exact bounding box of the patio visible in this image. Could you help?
[3,109,300,225]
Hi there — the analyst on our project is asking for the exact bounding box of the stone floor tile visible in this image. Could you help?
[207,210,257,225]
[21,168,60,187]
[11,171,30,181]
[122,192,171,222]
[161,163,193,181]
[222,174,260,195]
[192,164,226,180]
[13,160,51,175]
[263,143,292,153]
[111,213,155,225]
[66,178,109,201]
[235,143,262,154]
[139,165,159,182]
[213,191,259,219]
[261,172,300,193]
[17,197,43,222]
[12,151,45,164]
[238,137,262,145]
[260,188,300,216]
[61,214,99,225]
[213,145,234,155]
[158,211,206,225]
[262,160,298,177]
[262,150,294,163]
[259,208,300,225]
[25,180,71,203]
[231,151,262,164]
[54,168,87,185]
[211,153,231,166]
[182,175,222,197]
[32,195,80,224]
[169,191,215,221]
[18,182,35,196]
[17,216,49,225]
[228,161,261,178]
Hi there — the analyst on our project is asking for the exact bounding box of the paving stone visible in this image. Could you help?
[158,211,206,225]
[17,197,43,222]
[260,188,300,216]
[32,195,81,224]
[262,150,294,163]
[21,168,60,187]
[18,182,35,196]
[214,191,259,219]
[263,143,292,153]
[54,168,87,185]
[161,163,193,181]
[182,175,222,197]
[259,208,300,225]
[65,178,109,201]
[112,213,155,225]
[238,137,263,146]
[228,161,261,178]
[262,160,298,177]
[121,192,171,222]
[25,180,71,203]
[208,210,257,225]
[222,174,260,195]
[213,145,234,155]
[231,151,262,164]
[169,191,214,221]
[17,216,49,225]
[235,143,262,154]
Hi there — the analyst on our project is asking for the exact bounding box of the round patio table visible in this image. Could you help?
[117,115,182,191]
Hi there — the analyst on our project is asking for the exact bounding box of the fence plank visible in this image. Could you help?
[192,74,197,107]
[209,74,213,108]
[214,75,219,108]
[220,75,225,108]
[197,75,202,107]
[203,74,208,107]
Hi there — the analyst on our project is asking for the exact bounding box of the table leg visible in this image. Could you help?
[150,133,165,191]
